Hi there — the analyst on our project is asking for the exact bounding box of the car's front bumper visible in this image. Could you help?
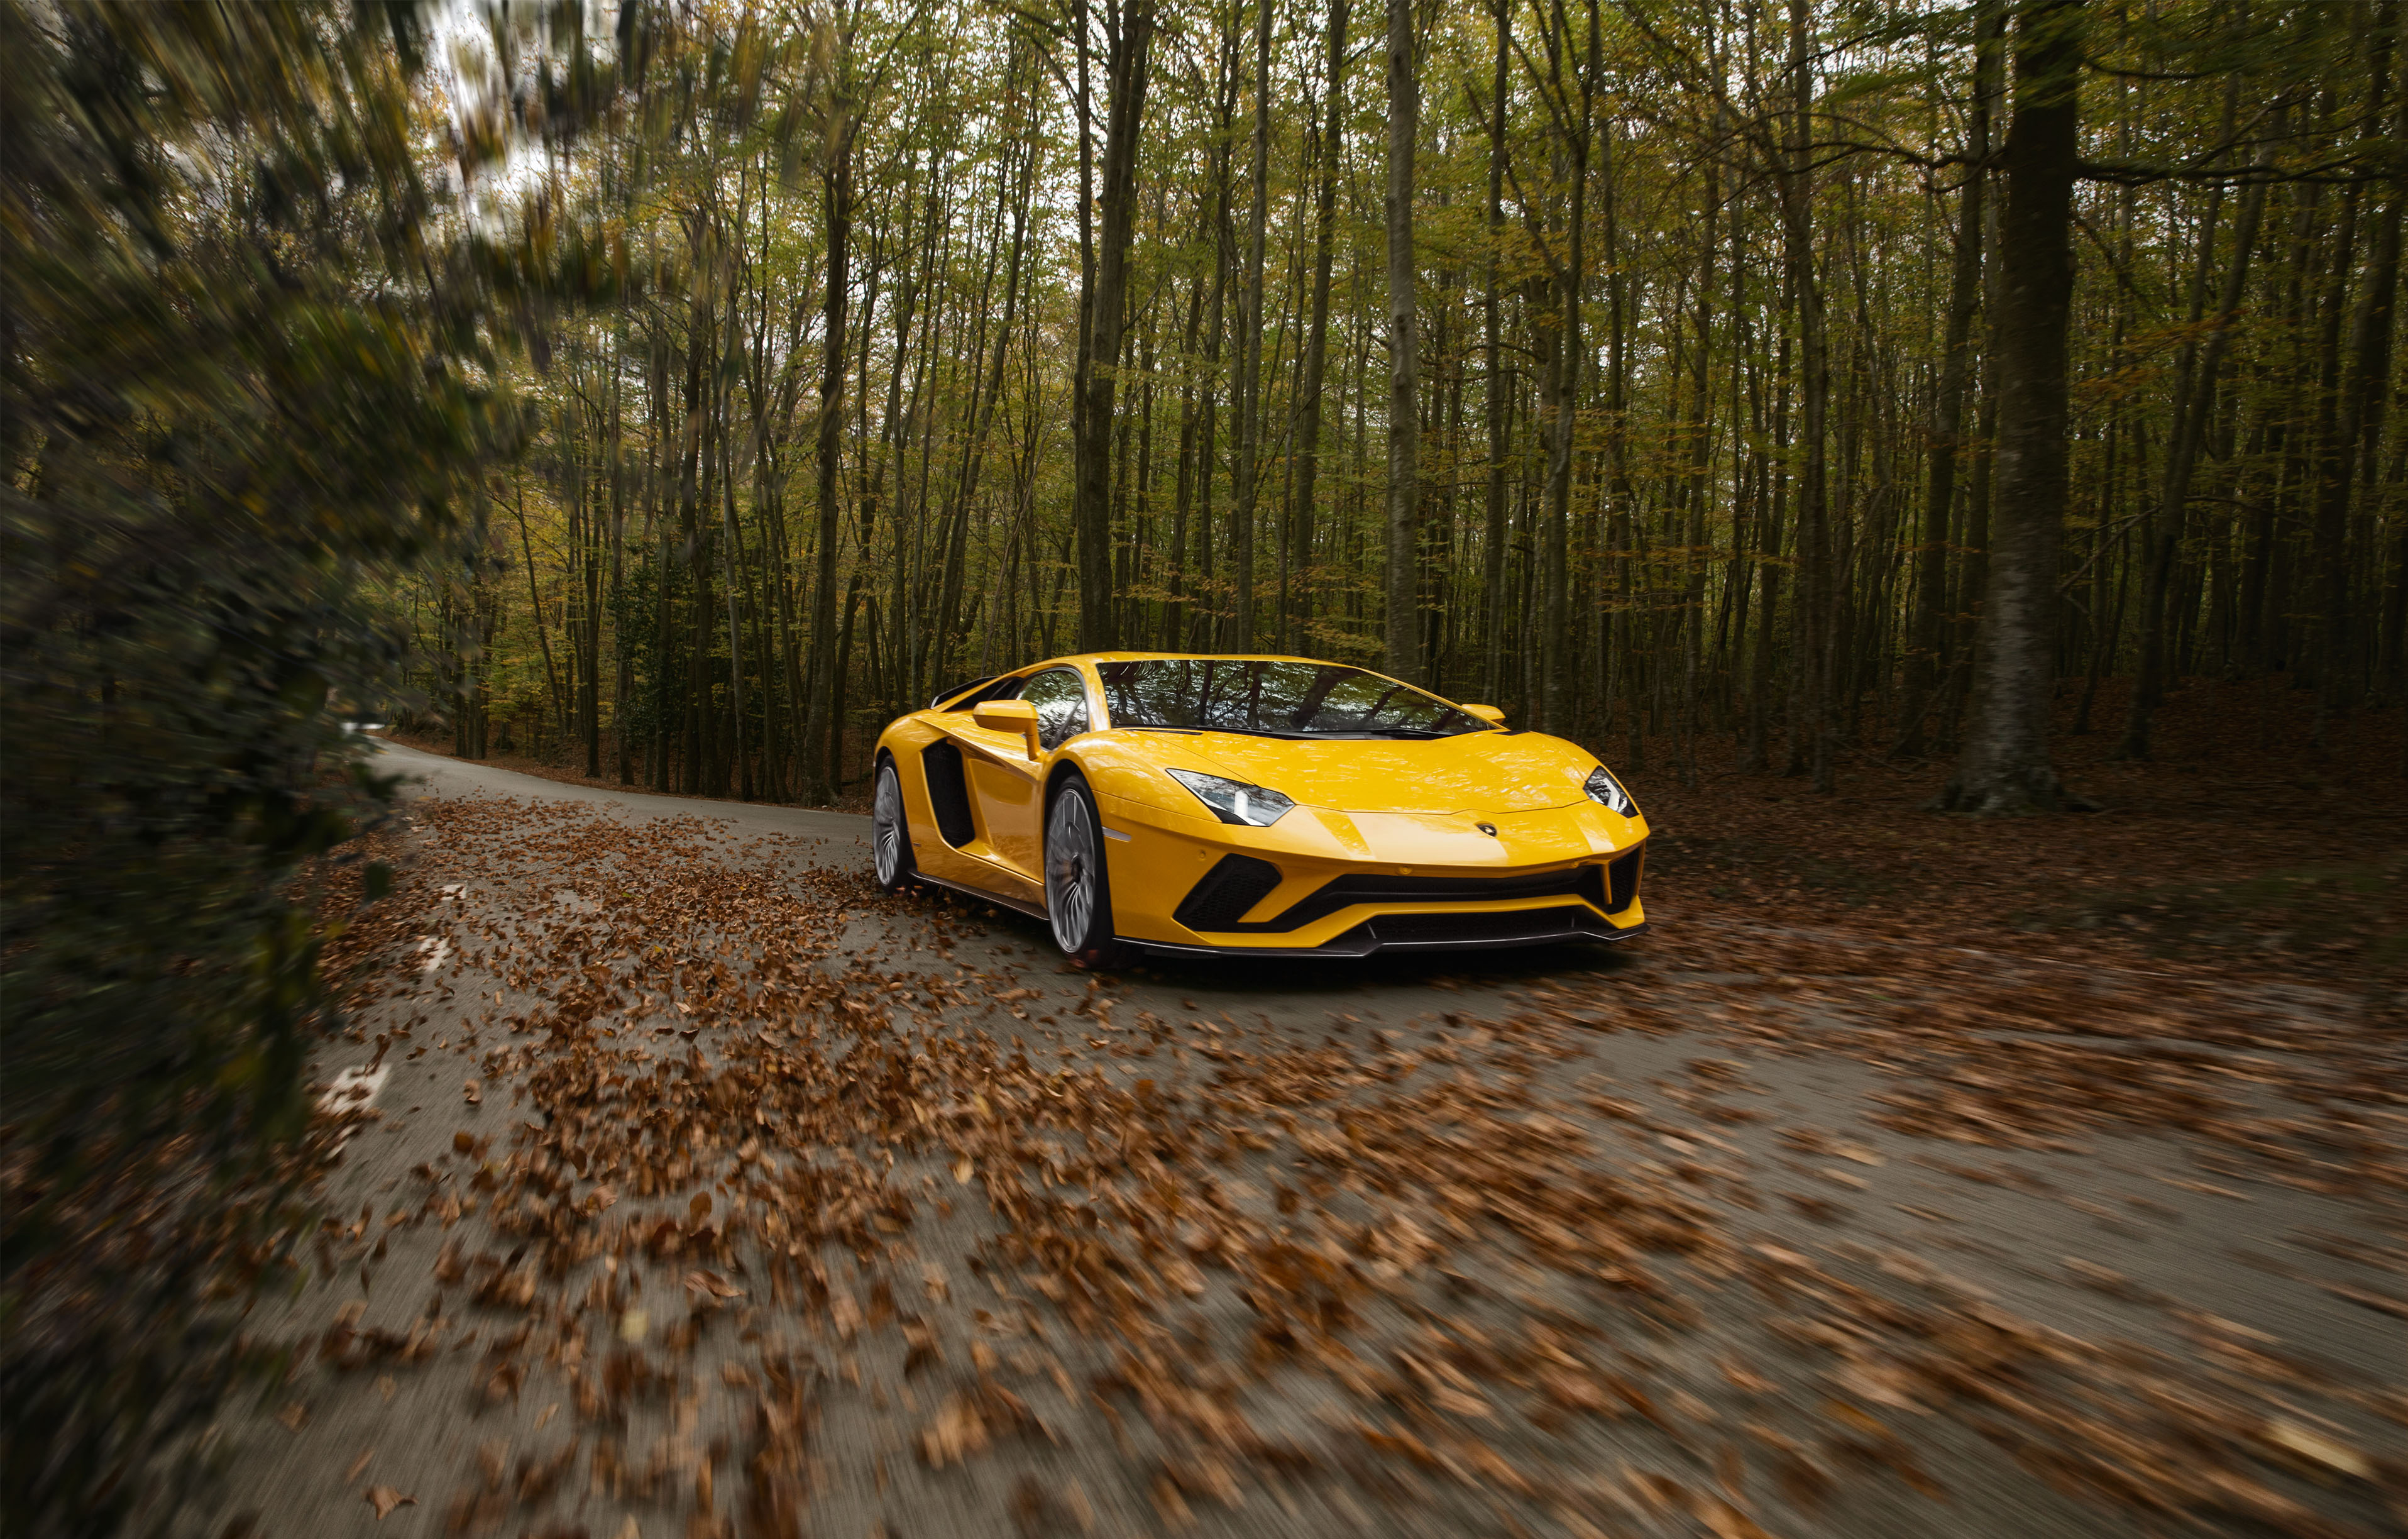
[1096,792,1648,956]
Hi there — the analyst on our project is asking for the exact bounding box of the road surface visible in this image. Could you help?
[183,739,2405,1539]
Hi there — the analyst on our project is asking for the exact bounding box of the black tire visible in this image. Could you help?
[1044,773,1134,968]
[871,758,920,893]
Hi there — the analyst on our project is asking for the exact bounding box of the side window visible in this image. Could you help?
[1016,668,1091,752]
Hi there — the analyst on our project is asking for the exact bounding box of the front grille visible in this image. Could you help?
[1202,861,1607,934]
[1174,842,1644,937]
[1174,854,1286,930]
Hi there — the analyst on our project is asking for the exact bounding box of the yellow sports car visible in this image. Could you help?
[869,653,1648,966]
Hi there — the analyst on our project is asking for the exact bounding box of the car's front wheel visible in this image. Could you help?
[872,758,918,893]
[1045,774,1133,968]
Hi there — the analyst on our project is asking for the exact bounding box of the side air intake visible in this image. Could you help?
[920,741,977,847]
[1174,855,1285,930]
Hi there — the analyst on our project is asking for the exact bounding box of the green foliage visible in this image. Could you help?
[0,3,517,1532]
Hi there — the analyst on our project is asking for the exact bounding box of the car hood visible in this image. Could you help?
[1177,731,1595,815]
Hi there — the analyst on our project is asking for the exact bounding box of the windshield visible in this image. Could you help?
[1095,658,1489,739]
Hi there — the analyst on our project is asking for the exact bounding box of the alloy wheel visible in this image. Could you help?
[872,765,905,887]
[1047,790,1095,952]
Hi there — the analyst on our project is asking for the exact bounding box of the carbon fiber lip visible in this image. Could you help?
[1131,918,1647,961]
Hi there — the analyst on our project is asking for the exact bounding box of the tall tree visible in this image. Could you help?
[800,13,862,805]
[1894,0,1998,759]
[1383,0,1421,681]
[1939,0,2088,815]
[1074,0,1157,653]
[1229,0,1275,649]
[1290,0,1350,651]
[1480,0,1509,703]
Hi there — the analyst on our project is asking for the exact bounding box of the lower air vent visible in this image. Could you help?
[920,741,976,848]
[1605,846,1644,914]
[1197,862,1607,934]
[1174,855,1285,930]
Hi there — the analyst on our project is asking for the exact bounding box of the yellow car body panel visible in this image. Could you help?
[871,652,1649,959]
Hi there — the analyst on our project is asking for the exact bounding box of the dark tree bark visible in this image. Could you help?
[1480,0,1508,704]
[1895,0,1996,758]
[1290,0,1348,650]
[1074,0,1156,654]
[1383,0,1421,682]
[800,97,856,803]
[1778,0,1832,790]
[1537,1,1597,736]
[1229,0,1272,651]
[1938,0,2089,815]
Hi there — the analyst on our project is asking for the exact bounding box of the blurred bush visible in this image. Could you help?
[0,3,510,1531]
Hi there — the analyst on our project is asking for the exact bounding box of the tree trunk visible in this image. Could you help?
[1382,0,1421,682]
[1779,0,1833,789]
[1938,0,2087,815]
[1539,3,1597,735]
[1895,0,1996,758]
[1074,0,1156,653]
[1292,0,1348,651]
[1229,0,1273,651]
[800,111,854,804]
[1481,0,1509,704]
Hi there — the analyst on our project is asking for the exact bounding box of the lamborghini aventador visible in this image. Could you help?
[868,654,1648,966]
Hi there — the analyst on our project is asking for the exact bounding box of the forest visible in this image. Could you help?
[391,0,2407,819]
[9,6,2405,1534]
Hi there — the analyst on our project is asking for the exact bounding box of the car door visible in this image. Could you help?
[963,667,1091,882]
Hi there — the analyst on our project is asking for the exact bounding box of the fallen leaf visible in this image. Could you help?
[1697,1493,1774,1539]
[2264,1418,2373,1479]
[1432,1386,1493,1418]
[684,1269,742,1302]
[364,1485,415,1520]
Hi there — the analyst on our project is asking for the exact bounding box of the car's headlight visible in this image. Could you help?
[1165,768,1295,827]
[1584,764,1640,818]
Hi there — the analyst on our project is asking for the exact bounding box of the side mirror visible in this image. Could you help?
[1460,703,1507,727]
[971,697,1042,759]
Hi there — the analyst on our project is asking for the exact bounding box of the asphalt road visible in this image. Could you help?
[185,740,2405,1539]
